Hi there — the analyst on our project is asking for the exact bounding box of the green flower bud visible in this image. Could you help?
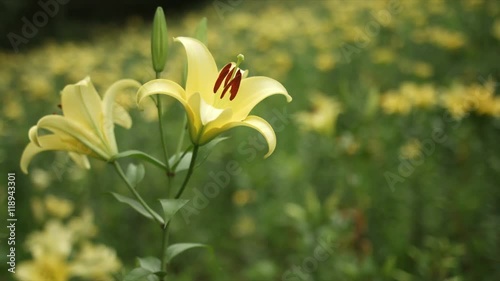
[151,7,168,73]
[194,17,208,45]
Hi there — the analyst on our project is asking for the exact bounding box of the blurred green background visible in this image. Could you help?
[1,0,500,280]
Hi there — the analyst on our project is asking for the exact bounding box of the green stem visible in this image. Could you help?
[160,222,170,278]
[174,116,188,163]
[112,161,164,226]
[156,71,171,173]
[175,145,200,199]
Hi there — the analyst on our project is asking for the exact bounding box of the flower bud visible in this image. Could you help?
[151,7,168,73]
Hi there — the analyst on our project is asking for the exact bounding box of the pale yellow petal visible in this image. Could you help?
[61,77,104,137]
[102,79,141,129]
[137,79,187,108]
[68,152,91,170]
[231,77,292,120]
[174,37,218,100]
[28,125,41,147]
[210,115,277,158]
[36,115,110,158]
[101,79,141,153]
[112,104,132,129]
[20,135,83,174]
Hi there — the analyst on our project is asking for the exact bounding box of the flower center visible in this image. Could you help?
[213,54,245,101]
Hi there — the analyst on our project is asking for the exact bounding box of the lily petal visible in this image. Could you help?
[36,115,110,159]
[218,115,277,158]
[61,77,104,139]
[137,78,199,125]
[68,152,91,170]
[102,79,141,153]
[230,76,292,120]
[20,135,88,174]
[174,37,219,101]
[137,79,187,109]
[103,79,141,129]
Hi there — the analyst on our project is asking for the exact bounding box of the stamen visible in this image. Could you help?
[224,67,235,87]
[213,63,232,93]
[229,71,242,101]
[215,54,246,100]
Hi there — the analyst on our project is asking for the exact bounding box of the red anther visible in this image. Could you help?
[224,67,235,87]
[213,63,232,93]
[220,82,230,99]
[229,71,242,101]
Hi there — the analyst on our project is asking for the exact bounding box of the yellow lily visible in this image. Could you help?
[21,77,141,174]
[137,37,292,157]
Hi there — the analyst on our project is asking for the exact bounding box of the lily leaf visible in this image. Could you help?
[159,199,189,223]
[138,256,161,273]
[165,243,207,263]
[110,192,164,224]
[112,150,167,170]
[123,267,152,281]
[168,151,193,173]
[198,136,229,165]
[126,163,145,188]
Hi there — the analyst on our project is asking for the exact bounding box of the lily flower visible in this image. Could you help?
[137,37,292,157]
[21,77,141,174]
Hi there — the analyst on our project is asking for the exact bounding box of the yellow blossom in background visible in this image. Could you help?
[22,75,52,101]
[400,82,437,108]
[17,255,70,281]
[493,19,500,40]
[232,215,256,237]
[413,62,434,78]
[45,195,74,219]
[380,91,412,115]
[232,189,256,207]
[70,243,122,281]
[17,205,120,281]
[68,209,98,240]
[371,48,396,64]
[315,52,336,71]
[30,168,53,190]
[3,97,24,120]
[295,93,343,135]
[465,79,497,115]
[400,139,422,160]
[26,220,74,259]
[441,83,470,119]
[31,197,46,223]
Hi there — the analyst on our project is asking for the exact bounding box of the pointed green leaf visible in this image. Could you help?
[138,256,161,273]
[168,151,193,173]
[112,150,167,170]
[126,163,146,188]
[159,199,189,223]
[194,17,208,45]
[110,192,164,224]
[198,136,229,165]
[124,267,152,281]
[165,243,207,263]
